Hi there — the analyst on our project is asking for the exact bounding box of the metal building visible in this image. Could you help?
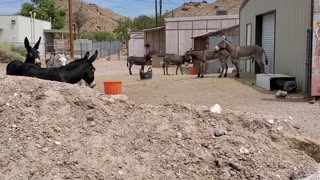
[239,0,312,92]
[165,15,239,55]
[143,27,165,57]
[128,32,145,57]
[0,15,51,59]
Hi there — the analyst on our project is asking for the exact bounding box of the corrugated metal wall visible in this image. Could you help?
[145,29,166,56]
[240,0,312,91]
[165,16,239,55]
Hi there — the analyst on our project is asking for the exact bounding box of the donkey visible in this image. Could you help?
[127,50,156,75]
[162,52,192,75]
[215,35,268,78]
[6,50,98,88]
[45,52,68,68]
[186,48,230,78]
[24,37,42,67]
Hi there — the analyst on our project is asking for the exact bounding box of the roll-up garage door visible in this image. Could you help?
[262,13,275,74]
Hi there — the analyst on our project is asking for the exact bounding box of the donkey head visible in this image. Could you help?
[144,50,156,62]
[215,36,228,51]
[24,37,41,67]
[82,50,98,88]
[55,53,67,66]
[183,48,193,66]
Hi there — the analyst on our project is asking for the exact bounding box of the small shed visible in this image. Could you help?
[165,15,239,55]
[191,24,240,74]
[143,26,165,56]
[128,32,145,57]
[192,24,240,51]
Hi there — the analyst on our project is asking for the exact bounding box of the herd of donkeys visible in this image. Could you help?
[4,35,268,87]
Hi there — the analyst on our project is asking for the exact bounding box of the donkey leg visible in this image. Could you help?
[224,63,228,77]
[232,59,240,78]
[176,65,179,75]
[200,63,204,78]
[180,65,184,75]
[219,63,224,78]
[129,64,133,75]
[166,65,169,75]
[256,57,265,73]
[162,63,166,75]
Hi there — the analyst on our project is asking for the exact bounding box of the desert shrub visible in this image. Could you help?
[0,42,26,63]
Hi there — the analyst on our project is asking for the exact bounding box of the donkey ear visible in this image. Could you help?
[84,51,90,59]
[33,37,41,49]
[24,37,31,51]
[88,50,98,63]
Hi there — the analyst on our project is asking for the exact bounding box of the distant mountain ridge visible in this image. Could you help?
[54,0,242,33]
[54,0,123,32]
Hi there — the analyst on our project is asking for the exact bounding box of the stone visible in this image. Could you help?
[210,104,221,114]
[213,127,226,137]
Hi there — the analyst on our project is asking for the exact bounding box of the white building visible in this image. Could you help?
[0,15,51,59]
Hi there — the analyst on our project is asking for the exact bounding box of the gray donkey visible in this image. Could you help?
[187,49,230,78]
[127,50,156,75]
[215,35,268,78]
[162,52,192,75]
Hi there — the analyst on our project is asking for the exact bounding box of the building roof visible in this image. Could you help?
[44,29,69,33]
[240,0,250,11]
[142,26,165,32]
[165,15,239,22]
[192,24,239,39]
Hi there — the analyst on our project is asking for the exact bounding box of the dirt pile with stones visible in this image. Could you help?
[0,76,319,180]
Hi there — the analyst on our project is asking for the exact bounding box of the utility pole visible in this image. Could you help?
[160,0,162,25]
[155,0,158,27]
[68,0,74,58]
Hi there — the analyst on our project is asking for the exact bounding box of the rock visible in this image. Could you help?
[54,141,61,145]
[275,90,288,98]
[118,170,124,176]
[213,127,226,137]
[277,126,284,131]
[218,168,231,180]
[289,116,293,120]
[90,122,96,127]
[239,147,250,154]
[210,104,221,114]
[229,162,242,171]
[267,119,274,124]
[87,116,94,121]
[42,147,49,152]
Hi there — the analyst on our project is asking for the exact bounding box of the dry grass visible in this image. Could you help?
[0,42,25,63]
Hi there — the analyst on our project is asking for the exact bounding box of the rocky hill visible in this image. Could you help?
[53,0,242,33]
[55,0,123,32]
[169,0,242,17]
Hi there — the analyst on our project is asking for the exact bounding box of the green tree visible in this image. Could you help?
[19,0,66,29]
[113,17,134,43]
[133,15,155,31]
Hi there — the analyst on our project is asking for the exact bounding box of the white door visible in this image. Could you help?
[262,13,275,74]
[246,24,252,72]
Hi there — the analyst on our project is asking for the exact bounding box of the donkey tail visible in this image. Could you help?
[263,50,268,65]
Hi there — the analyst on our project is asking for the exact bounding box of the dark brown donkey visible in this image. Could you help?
[215,35,268,78]
[187,49,230,78]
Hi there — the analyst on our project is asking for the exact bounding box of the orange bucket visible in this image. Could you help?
[189,67,198,75]
[103,81,122,95]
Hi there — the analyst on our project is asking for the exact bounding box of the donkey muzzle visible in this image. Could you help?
[215,46,220,51]
[88,81,96,88]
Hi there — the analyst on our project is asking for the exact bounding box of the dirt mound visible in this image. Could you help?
[0,76,319,179]
[171,0,242,17]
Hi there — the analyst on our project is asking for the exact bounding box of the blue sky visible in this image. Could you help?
[0,0,216,18]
